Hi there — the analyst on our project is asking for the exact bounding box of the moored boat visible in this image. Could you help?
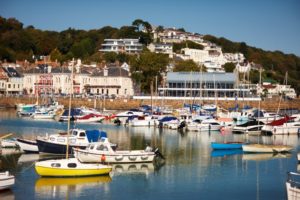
[0,171,15,190]
[35,158,112,177]
[242,144,293,153]
[16,138,39,153]
[36,129,104,154]
[211,142,245,150]
[286,172,300,200]
[74,137,161,163]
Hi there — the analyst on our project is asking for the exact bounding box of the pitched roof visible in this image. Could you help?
[91,67,129,77]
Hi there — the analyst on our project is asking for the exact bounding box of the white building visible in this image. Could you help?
[179,46,227,72]
[224,53,245,63]
[236,62,251,73]
[86,66,134,97]
[147,43,173,56]
[0,66,23,94]
[99,39,143,54]
[257,82,297,99]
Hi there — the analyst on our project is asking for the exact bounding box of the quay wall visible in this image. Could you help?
[0,96,299,112]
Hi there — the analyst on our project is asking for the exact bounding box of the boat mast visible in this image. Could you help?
[66,58,74,159]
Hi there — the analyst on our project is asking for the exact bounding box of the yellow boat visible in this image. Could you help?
[35,158,112,177]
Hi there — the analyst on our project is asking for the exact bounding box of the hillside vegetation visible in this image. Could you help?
[0,16,299,94]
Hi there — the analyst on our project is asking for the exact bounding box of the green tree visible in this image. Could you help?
[131,52,169,93]
[50,48,63,63]
[103,52,118,63]
[223,62,236,72]
[173,59,200,72]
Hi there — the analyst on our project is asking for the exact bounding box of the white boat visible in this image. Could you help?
[74,137,159,163]
[286,172,300,200]
[242,144,293,153]
[35,158,112,177]
[75,113,105,123]
[0,171,15,190]
[32,110,55,120]
[262,121,300,135]
[16,138,39,153]
[186,119,223,132]
[36,129,105,154]
[232,120,264,135]
[128,116,157,127]
[115,110,144,118]
[1,139,17,148]
[261,115,296,135]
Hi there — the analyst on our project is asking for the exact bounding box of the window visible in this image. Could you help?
[67,163,77,168]
[57,138,65,143]
[51,163,61,168]
[96,144,108,151]
[89,144,95,150]
[79,132,86,137]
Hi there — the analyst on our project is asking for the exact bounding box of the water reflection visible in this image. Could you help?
[0,189,15,200]
[35,176,111,199]
[242,153,292,161]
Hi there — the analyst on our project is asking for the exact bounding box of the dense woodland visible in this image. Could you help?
[0,16,299,94]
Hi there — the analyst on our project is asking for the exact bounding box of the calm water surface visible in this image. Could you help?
[0,109,299,200]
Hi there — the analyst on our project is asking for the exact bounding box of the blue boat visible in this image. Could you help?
[211,142,245,150]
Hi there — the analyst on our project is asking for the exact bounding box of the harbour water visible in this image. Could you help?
[0,109,299,200]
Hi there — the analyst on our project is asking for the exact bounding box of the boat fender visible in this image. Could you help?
[101,154,106,162]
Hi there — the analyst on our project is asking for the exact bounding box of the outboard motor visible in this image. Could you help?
[114,118,121,126]
[178,121,186,129]
[154,148,165,159]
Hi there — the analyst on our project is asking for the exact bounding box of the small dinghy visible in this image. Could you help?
[0,171,15,190]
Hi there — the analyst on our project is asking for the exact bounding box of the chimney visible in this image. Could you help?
[47,65,52,73]
[103,65,108,76]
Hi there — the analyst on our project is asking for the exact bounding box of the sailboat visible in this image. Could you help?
[242,69,293,153]
[35,59,112,177]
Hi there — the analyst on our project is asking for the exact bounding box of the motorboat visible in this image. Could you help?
[232,119,264,135]
[16,138,39,153]
[128,115,157,127]
[211,142,245,150]
[36,129,105,154]
[157,116,179,129]
[35,158,112,177]
[74,137,161,163]
[286,172,300,200]
[1,139,17,148]
[75,113,105,123]
[31,110,55,120]
[0,171,15,190]
[261,115,296,135]
[242,144,293,153]
[186,119,223,132]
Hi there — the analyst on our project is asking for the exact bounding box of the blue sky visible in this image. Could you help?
[1,0,300,56]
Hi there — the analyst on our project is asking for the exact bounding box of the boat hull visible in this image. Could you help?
[75,149,155,163]
[211,142,244,150]
[242,144,293,153]
[0,172,15,190]
[16,138,39,153]
[35,158,112,177]
[36,139,86,154]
